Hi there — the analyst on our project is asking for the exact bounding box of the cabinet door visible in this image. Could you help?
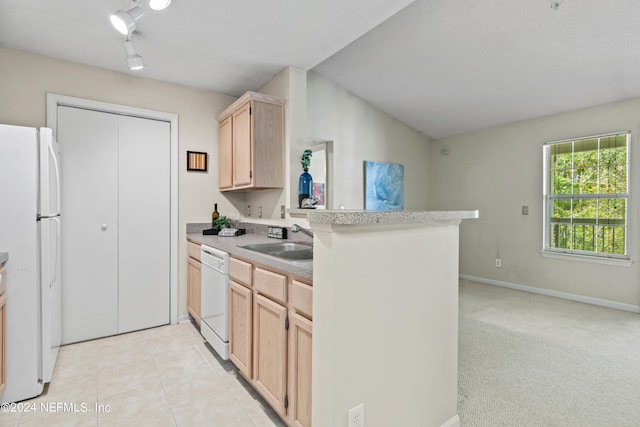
[218,115,233,189]
[253,293,287,416]
[232,102,253,187]
[187,257,202,325]
[59,107,171,343]
[229,280,252,378]
[118,115,171,333]
[0,294,5,394]
[59,106,119,344]
[289,313,312,427]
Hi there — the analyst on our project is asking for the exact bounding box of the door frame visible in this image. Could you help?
[46,93,179,325]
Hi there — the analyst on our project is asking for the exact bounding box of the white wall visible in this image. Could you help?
[429,98,640,309]
[311,220,460,427]
[0,46,235,320]
[223,69,433,223]
[232,67,310,226]
[307,71,432,210]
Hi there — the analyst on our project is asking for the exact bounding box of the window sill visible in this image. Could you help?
[541,250,632,267]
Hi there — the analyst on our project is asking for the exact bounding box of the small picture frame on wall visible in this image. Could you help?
[187,151,207,172]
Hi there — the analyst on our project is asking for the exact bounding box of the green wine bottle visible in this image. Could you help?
[212,203,220,227]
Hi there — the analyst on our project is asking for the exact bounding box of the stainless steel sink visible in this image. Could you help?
[240,242,313,261]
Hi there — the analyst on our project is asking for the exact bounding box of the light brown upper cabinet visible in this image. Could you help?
[216,91,285,192]
[218,115,233,189]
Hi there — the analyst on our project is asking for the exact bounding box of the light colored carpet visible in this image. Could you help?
[458,279,640,427]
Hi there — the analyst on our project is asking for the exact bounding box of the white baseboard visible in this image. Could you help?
[440,414,460,427]
[177,315,191,324]
[460,274,640,313]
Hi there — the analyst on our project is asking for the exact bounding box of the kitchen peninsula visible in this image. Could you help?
[186,209,476,427]
[308,210,478,427]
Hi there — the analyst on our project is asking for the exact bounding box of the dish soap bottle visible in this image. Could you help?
[212,203,220,228]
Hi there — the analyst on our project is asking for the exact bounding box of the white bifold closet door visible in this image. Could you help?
[59,106,170,344]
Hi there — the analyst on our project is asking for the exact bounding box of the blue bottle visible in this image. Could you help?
[298,171,313,208]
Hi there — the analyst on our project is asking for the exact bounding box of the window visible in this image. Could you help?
[543,132,629,259]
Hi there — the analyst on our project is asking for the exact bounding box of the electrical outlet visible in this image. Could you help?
[258,206,262,218]
[247,205,251,217]
[522,205,529,215]
[281,205,286,219]
[495,258,502,268]
[348,403,365,427]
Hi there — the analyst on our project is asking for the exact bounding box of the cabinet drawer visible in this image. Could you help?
[230,258,252,287]
[254,267,286,304]
[291,280,312,319]
[187,240,201,262]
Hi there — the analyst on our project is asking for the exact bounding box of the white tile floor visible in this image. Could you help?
[4,322,286,427]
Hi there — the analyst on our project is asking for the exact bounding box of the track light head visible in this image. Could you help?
[110,6,144,36]
[123,37,144,70]
[148,0,171,11]
[126,54,145,70]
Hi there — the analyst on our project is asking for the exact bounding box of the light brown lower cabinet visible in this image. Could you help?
[0,293,6,394]
[228,256,312,427]
[288,313,312,427]
[186,241,202,325]
[253,293,288,416]
[229,280,252,378]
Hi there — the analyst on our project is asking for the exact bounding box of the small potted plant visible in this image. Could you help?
[213,216,233,231]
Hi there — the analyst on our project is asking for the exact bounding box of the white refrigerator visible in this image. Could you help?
[0,124,62,403]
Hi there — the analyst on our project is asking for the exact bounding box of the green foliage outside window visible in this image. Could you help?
[547,133,628,256]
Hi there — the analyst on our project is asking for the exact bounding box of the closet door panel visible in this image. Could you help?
[59,106,119,344]
[117,115,171,333]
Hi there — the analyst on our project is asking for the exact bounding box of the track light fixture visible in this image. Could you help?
[123,35,144,70]
[110,0,171,70]
[110,1,144,36]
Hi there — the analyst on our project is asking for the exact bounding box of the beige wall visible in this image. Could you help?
[429,98,640,310]
[0,46,235,320]
[307,71,432,210]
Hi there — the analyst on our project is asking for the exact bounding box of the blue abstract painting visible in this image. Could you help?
[364,161,404,211]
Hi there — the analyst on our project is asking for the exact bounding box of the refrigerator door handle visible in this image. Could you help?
[48,138,61,215]
[37,213,61,221]
[51,216,61,288]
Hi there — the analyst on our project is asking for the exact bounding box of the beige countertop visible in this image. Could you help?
[186,231,313,281]
[0,253,6,295]
[307,209,479,225]
[185,210,479,280]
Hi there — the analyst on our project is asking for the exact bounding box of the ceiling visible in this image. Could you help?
[2,0,640,140]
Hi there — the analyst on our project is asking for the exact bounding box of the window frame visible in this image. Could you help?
[542,131,630,261]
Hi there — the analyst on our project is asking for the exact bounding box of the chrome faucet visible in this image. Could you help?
[291,224,313,238]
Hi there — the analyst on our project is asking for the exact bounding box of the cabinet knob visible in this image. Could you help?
[101,224,108,231]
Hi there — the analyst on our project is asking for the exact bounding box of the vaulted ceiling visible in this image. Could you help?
[3,0,640,139]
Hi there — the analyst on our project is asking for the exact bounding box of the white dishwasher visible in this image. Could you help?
[200,244,230,360]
